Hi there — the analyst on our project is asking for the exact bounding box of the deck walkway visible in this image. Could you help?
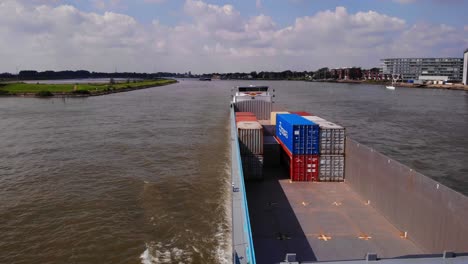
[245,167,425,263]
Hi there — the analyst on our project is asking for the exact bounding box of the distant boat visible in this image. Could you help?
[199,77,211,81]
[386,70,398,90]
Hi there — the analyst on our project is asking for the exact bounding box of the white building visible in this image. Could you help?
[381,57,463,82]
[463,49,468,85]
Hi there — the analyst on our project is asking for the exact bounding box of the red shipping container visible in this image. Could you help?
[236,112,256,117]
[277,136,319,181]
[236,116,258,123]
[290,111,312,116]
[290,155,319,181]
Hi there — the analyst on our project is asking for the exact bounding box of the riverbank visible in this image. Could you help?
[0,79,177,97]
[316,79,468,90]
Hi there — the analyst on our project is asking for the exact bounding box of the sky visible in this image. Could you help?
[0,0,467,73]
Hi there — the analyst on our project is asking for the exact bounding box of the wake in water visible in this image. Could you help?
[140,163,231,264]
[139,120,232,264]
[140,242,194,264]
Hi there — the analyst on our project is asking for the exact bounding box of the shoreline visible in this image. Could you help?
[311,79,468,90]
[0,79,178,98]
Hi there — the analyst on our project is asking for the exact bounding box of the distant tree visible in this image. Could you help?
[349,67,362,80]
[19,70,38,80]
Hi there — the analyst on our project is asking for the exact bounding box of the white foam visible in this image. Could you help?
[213,160,233,264]
[140,242,193,264]
[140,246,154,264]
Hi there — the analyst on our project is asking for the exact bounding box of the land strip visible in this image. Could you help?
[0,79,177,97]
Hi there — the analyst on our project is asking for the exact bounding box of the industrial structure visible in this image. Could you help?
[381,57,463,82]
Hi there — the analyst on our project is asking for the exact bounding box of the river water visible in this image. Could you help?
[0,80,467,263]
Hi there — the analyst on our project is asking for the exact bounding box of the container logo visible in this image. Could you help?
[279,121,288,139]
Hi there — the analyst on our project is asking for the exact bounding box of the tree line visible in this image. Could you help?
[0,67,377,81]
[0,70,186,81]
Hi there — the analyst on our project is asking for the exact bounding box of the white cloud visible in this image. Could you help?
[184,0,243,32]
[144,0,166,3]
[0,0,466,73]
[393,0,417,3]
[256,0,262,9]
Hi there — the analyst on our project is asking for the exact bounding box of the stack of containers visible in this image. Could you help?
[266,111,289,137]
[275,114,320,181]
[303,115,345,182]
[236,112,264,180]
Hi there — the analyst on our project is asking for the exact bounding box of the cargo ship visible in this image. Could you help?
[230,85,468,264]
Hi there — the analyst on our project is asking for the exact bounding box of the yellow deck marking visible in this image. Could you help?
[358,234,372,240]
[317,234,332,241]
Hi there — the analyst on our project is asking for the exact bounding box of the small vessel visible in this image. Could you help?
[386,72,399,90]
[199,77,211,81]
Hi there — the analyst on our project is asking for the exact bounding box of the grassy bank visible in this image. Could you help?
[0,79,177,97]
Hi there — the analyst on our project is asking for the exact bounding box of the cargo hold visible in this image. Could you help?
[241,154,263,180]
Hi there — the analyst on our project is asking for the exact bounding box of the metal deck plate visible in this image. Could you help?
[246,167,425,263]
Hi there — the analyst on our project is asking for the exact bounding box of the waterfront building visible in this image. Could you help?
[381,57,463,82]
[362,69,392,81]
[330,67,362,80]
[463,49,468,85]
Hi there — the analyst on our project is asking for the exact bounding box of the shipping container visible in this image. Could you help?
[234,100,272,120]
[303,116,345,155]
[237,121,263,155]
[241,154,264,180]
[270,111,289,125]
[276,114,320,155]
[236,112,256,117]
[289,111,312,116]
[263,136,280,168]
[303,116,326,123]
[319,155,344,181]
[280,150,319,181]
[236,116,258,123]
[262,125,275,137]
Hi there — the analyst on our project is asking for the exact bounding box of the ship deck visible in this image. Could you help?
[245,167,425,263]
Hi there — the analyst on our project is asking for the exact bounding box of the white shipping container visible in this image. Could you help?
[303,116,345,155]
[237,121,263,155]
[319,155,345,181]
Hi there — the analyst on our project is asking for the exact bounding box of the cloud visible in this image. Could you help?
[0,0,466,73]
[184,0,243,32]
[393,0,417,3]
[393,0,461,4]
[91,0,126,10]
[144,0,166,3]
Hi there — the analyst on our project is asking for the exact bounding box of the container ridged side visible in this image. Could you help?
[234,100,272,120]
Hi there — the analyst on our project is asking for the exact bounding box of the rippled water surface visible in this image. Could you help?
[0,80,467,263]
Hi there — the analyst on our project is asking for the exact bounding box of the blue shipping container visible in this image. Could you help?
[276,114,320,155]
